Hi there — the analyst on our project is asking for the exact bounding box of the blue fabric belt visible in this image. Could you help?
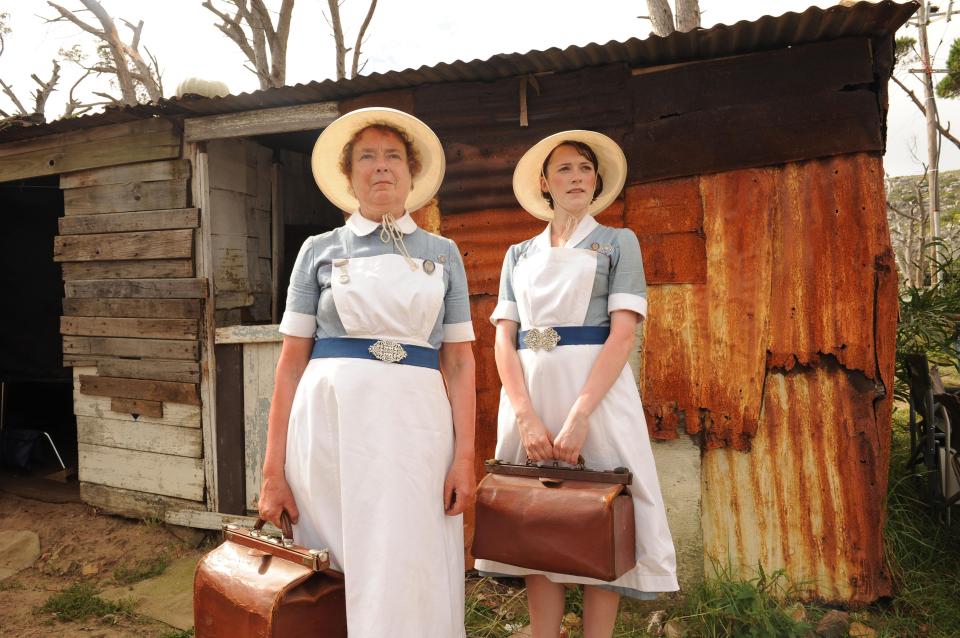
[311,338,440,370]
[517,326,611,350]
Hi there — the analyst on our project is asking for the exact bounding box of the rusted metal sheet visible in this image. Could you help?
[637,234,707,285]
[470,295,501,475]
[420,65,632,214]
[625,179,702,234]
[701,362,891,604]
[639,169,774,448]
[638,155,892,452]
[694,169,776,449]
[625,179,706,285]
[624,89,883,185]
[873,245,899,477]
[641,283,706,439]
[766,154,887,379]
[442,207,544,296]
[630,37,875,123]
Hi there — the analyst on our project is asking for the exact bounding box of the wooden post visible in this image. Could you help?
[215,343,246,514]
[918,0,943,282]
[191,143,221,512]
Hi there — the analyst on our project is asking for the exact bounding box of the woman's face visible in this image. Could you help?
[349,127,413,214]
[540,144,598,216]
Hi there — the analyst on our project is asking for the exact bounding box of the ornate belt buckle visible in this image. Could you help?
[523,327,561,352]
[368,340,408,363]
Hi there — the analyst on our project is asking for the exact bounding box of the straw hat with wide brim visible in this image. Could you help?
[513,130,627,222]
[311,107,445,213]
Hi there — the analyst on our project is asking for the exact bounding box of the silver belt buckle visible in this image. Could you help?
[523,327,561,352]
[368,340,408,363]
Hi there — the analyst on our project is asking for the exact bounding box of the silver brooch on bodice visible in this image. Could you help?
[422,259,436,274]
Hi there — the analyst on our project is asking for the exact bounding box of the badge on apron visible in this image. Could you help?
[334,258,350,284]
[422,259,436,275]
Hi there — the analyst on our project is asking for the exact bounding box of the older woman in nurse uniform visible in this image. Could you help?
[258,108,476,638]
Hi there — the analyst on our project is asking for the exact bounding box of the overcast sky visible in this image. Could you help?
[1,0,957,177]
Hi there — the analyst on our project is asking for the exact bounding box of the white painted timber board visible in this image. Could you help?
[77,415,203,458]
[78,442,205,501]
[215,324,282,344]
[243,341,281,510]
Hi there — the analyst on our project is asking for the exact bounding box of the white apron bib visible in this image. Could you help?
[475,245,679,594]
[285,253,466,638]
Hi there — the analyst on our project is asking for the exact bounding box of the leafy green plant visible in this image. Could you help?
[38,582,136,622]
[875,410,960,637]
[896,241,960,395]
[669,564,813,638]
[159,629,194,638]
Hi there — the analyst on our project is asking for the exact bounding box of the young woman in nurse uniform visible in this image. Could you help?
[474,131,679,638]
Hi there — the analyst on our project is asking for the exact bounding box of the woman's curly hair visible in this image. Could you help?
[339,123,422,179]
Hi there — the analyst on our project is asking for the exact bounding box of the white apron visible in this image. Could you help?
[474,247,679,594]
[285,254,466,638]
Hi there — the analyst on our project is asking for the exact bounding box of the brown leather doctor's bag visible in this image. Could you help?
[193,514,347,637]
[473,458,636,582]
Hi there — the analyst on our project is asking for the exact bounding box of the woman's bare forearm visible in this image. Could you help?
[440,341,477,462]
[569,311,640,419]
[262,336,313,478]
[494,320,535,419]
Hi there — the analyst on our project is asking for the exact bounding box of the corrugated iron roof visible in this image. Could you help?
[0,0,918,144]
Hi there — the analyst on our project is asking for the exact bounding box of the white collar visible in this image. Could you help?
[535,214,599,250]
[345,211,418,236]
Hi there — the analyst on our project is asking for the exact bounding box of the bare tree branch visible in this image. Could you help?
[326,0,347,80]
[118,18,162,101]
[46,0,159,104]
[892,73,960,152]
[675,0,700,32]
[0,78,29,115]
[62,69,94,117]
[93,90,122,105]
[204,0,291,89]
[645,0,675,36]
[145,45,163,95]
[350,0,377,78]
[45,2,104,39]
[30,60,61,115]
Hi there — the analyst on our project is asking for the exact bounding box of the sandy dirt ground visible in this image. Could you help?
[0,485,203,638]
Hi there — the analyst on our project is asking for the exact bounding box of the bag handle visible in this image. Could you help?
[254,510,294,542]
[526,454,586,470]
[486,458,632,485]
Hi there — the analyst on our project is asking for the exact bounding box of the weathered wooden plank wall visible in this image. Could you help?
[419,34,896,602]
[51,123,209,516]
[0,119,180,182]
[206,138,274,325]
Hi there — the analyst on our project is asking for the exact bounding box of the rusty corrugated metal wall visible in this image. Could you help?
[440,154,896,601]
[329,11,907,602]
[422,37,898,600]
[641,155,896,602]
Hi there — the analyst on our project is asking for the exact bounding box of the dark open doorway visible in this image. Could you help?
[0,174,76,489]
